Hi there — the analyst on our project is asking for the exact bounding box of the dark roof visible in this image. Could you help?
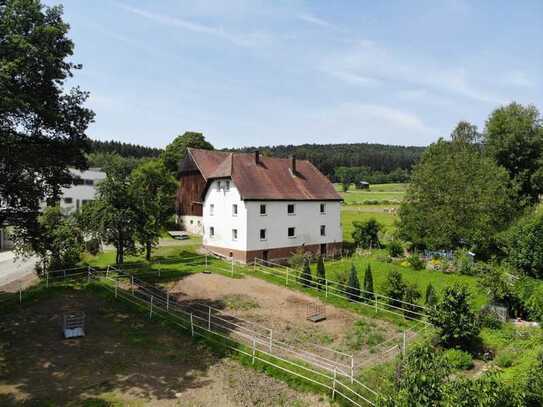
[185,148,342,201]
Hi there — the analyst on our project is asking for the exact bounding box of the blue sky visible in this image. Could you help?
[47,0,543,148]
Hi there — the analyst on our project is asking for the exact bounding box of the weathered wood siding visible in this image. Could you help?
[176,171,205,216]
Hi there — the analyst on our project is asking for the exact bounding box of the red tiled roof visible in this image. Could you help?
[186,148,342,201]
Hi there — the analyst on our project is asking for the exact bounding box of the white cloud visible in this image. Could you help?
[117,3,271,48]
[298,14,335,29]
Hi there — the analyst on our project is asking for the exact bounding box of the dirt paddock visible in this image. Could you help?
[0,289,329,406]
[165,274,400,361]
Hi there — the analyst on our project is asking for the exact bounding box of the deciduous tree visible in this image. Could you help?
[162,131,213,177]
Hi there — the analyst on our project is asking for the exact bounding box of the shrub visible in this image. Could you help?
[316,256,326,290]
[388,240,403,257]
[407,253,425,270]
[85,238,101,256]
[524,351,543,406]
[363,264,375,302]
[288,247,306,269]
[347,263,361,301]
[299,258,313,287]
[384,270,407,308]
[478,307,504,329]
[495,351,515,368]
[425,282,438,306]
[351,218,381,248]
[444,349,474,370]
[429,284,480,350]
[404,283,421,319]
[454,249,477,275]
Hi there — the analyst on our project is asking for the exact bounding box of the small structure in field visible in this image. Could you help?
[357,181,370,189]
[306,303,326,323]
[63,311,86,338]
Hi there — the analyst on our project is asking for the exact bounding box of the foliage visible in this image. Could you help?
[84,238,101,256]
[87,152,146,173]
[501,208,543,279]
[425,282,437,306]
[484,102,543,206]
[79,157,138,264]
[383,270,407,308]
[454,249,476,275]
[299,258,312,287]
[495,351,515,368]
[0,0,94,237]
[352,218,381,248]
[363,264,375,302]
[513,277,543,322]
[88,139,162,159]
[399,132,516,257]
[344,320,384,350]
[403,283,421,319]
[387,239,403,258]
[346,263,361,301]
[288,247,306,269]
[406,253,425,270]
[477,307,503,329]
[130,159,177,260]
[162,131,213,177]
[523,351,543,406]
[429,284,480,350]
[477,263,515,305]
[444,348,474,370]
[14,206,82,271]
[316,256,325,290]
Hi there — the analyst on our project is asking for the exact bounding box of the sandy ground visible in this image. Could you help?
[0,289,330,406]
[165,273,399,365]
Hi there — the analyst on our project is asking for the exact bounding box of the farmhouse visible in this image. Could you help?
[176,148,343,263]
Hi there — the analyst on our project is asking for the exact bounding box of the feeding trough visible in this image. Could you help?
[306,303,326,323]
[63,311,86,338]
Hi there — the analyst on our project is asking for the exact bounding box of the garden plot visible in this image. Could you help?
[164,273,403,369]
[0,289,328,406]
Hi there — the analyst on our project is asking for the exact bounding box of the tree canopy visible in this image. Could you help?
[0,0,94,231]
[162,131,214,177]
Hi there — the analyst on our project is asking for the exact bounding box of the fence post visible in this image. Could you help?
[252,336,256,364]
[231,258,234,277]
[286,267,289,286]
[166,292,170,311]
[208,306,211,330]
[46,272,49,288]
[131,275,134,295]
[269,329,273,353]
[115,279,118,298]
[402,330,407,356]
[106,265,109,278]
[87,266,91,284]
[351,356,354,384]
[149,296,153,319]
[205,254,208,272]
[253,257,256,273]
[375,296,378,313]
[332,367,337,400]
[190,313,194,337]
[325,279,328,298]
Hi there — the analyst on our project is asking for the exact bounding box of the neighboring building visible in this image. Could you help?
[358,181,370,189]
[58,168,106,214]
[176,148,343,263]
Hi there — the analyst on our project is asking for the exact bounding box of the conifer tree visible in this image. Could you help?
[363,264,375,302]
[347,263,361,301]
[316,256,326,290]
[425,282,437,306]
[300,258,313,287]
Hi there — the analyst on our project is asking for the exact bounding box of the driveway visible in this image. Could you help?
[0,251,37,290]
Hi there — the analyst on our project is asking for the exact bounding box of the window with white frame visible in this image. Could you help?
[217,181,222,190]
[232,229,238,241]
[320,203,326,214]
[210,204,214,216]
[232,204,238,216]
[288,227,296,238]
[287,204,295,215]
[260,204,267,215]
[209,226,215,237]
[260,229,267,240]
[320,225,326,236]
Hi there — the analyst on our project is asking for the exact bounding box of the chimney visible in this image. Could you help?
[290,155,297,174]
[255,150,260,164]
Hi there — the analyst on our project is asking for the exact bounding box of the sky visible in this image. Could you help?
[45,0,543,148]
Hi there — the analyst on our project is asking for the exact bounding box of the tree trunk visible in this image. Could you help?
[145,240,152,261]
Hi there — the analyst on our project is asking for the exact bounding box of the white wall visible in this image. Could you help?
[202,179,247,251]
[202,178,342,252]
[245,200,342,251]
[59,169,106,214]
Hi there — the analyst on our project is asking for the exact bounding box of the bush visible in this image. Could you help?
[407,253,425,270]
[316,256,326,290]
[444,349,474,370]
[495,351,515,368]
[299,258,312,287]
[384,270,407,308]
[363,264,375,303]
[347,263,361,301]
[85,238,101,256]
[454,249,477,275]
[388,240,403,257]
[478,307,504,329]
[425,282,438,306]
[351,218,381,248]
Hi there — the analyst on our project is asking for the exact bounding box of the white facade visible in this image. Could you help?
[59,168,106,214]
[202,179,342,255]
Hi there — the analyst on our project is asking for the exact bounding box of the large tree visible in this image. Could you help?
[0,0,94,230]
[399,123,515,256]
[484,103,543,206]
[130,159,177,261]
[162,131,213,177]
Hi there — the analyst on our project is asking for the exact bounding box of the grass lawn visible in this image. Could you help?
[342,206,398,242]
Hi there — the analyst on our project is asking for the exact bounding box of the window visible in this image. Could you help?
[84,179,94,186]
[225,180,230,191]
[260,204,267,215]
[260,229,267,241]
[217,181,222,190]
[320,225,326,236]
[232,204,238,216]
[72,178,84,185]
[287,204,295,215]
[288,227,296,238]
[64,197,73,204]
[190,220,194,224]
[320,203,326,214]
[232,229,238,241]
[210,204,214,216]
[209,226,215,237]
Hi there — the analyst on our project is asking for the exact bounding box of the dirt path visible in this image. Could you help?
[0,289,330,406]
[165,273,400,368]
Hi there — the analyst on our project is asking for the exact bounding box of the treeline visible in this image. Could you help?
[228,143,425,180]
[88,139,163,159]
